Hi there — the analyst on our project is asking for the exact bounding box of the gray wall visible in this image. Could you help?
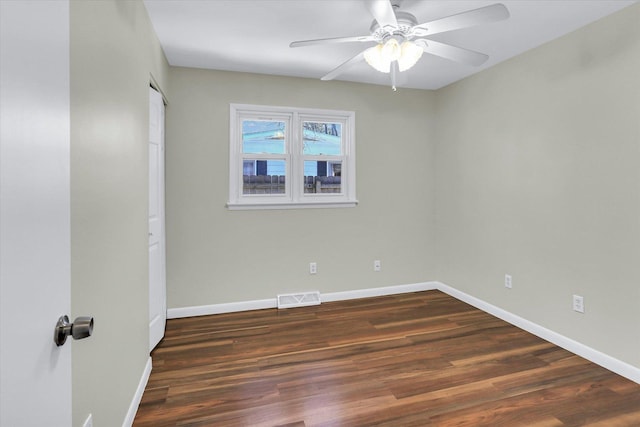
[435,4,640,368]
[166,69,437,308]
[70,1,169,425]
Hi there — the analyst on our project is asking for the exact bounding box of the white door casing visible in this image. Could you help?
[0,1,72,426]
[149,86,167,351]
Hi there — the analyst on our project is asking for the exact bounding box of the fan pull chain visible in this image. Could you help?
[391,60,398,91]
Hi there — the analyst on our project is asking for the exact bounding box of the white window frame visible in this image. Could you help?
[228,104,357,210]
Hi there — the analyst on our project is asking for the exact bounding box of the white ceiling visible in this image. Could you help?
[143,0,637,90]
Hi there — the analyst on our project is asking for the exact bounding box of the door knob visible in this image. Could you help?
[54,315,94,346]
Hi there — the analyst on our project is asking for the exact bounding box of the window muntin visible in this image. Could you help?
[229,104,356,209]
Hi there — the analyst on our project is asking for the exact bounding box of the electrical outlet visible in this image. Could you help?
[573,295,584,313]
[82,414,93,427]
[309,262,317,275]
[374,260,381,272]
[504,274,512,289]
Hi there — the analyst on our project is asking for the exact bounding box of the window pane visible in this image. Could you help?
[242,159,285,194]
[242,120,286,154]
[243,160,255,176]
[302,122,341,155]
[303,160,342,194]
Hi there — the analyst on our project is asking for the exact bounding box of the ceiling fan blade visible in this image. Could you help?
[290,35,375,48]
[366,0,398,30]
[416,39,489,66]
[413,3,509,37]
[321,51,366,81]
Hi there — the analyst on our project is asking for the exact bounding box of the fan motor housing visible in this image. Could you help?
[370,10,419,42]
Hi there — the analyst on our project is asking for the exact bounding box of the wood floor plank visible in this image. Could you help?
[133,290,640,426]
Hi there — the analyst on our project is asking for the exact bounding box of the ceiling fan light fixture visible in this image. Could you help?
[381,38,402,62]
[364,44,390,73]
[364,38,423,74]
[398,40,423,72]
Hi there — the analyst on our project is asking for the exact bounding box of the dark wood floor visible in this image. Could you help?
[134,290,640,426]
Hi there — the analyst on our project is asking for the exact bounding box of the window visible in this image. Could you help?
[228,104,357,210]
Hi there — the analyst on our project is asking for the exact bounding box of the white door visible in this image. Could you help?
[0,1,72,426]
[149,87,167,351]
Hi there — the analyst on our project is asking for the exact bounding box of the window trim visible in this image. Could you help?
[227,103,357,210]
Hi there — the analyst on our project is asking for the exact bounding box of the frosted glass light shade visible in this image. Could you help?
[364,39,423,74]
[398,40,423,72]
[364,44,389,73]
[381,38,401,62]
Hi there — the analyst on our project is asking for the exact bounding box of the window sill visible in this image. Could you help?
[226,200,358,211]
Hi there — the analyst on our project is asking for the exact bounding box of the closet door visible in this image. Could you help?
[149,86,166,351]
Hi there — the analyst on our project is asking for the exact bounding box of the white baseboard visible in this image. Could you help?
[123,356,152,427]
[167,282,438,319]
[164,281,639,385]
[167,298,277,319]
[322,282,438,302]
[435,282,640,385]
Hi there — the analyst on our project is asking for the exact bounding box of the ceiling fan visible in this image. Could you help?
[290,0,510,90]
